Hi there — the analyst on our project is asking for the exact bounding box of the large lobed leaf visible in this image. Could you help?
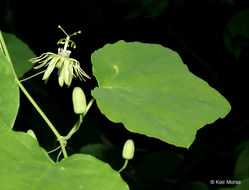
[91,40,231,148]
[2,31,36,78]
[0,130,129,190]
[0,52,19,130]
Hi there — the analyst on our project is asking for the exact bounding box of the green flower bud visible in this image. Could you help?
[72,87,87,114]
[122,139,135,160]
[27,129,37,141]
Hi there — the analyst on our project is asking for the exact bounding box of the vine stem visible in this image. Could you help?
[65,98,95,140]
[118,159,129,173]
[19,70,46,82]
[0,30,68,158]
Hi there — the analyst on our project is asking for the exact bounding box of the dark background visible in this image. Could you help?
[1,0,249,189]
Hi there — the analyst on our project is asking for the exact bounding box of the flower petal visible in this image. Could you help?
[58,70,64,87]
[58,61,67,87]
[65,61,73,87]
[42,61,56,80]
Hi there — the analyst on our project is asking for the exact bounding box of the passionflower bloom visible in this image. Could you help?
[30,26,90,87]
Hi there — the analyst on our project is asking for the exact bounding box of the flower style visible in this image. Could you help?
[30,26,90,87]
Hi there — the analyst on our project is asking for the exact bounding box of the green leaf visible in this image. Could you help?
[0,130,129,190]
[220,0,234,5]
[224,9,249,59]
[79,143,123,169]
[136,150,183,180]
[217,179,249,190]
[79,143,113,159]
[91,40,231,148]
[2,31,36,78]
[126,0,169,19]
[181,181,209,190]
[0,52,19,131]
[234,140,249,179]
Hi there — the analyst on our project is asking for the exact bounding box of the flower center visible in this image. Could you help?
[58,48,71,57]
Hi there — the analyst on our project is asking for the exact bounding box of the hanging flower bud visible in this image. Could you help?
[122,139,135,160]
[72,87,87,114]
[27,129,38,141]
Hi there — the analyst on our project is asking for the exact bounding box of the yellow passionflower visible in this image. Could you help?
[30,25,90,87]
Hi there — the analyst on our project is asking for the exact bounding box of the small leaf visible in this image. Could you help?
[0,52,19,131]
[125,0,169,19]
[0,130,129,190]
[91,40,231,148]
[79,143,110,159]
[181,181,209,190]
[79,143,123,169]
[136,150,183,180]
[224,9,249,59]
[2,31,36,78]
[217,179,249,190]
[234,140,249,179]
